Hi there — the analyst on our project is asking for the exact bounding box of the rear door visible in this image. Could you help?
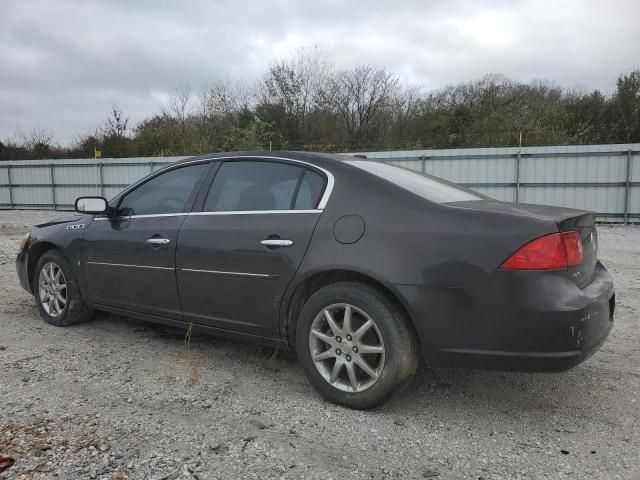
[176,159,328,337]
[83,162,211,318]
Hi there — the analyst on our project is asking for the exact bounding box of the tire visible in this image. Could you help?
[296,282,418,409]
[34,250,92,326]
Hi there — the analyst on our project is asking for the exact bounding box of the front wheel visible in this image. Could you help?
[34,250,92,326]
[296,282,418,409]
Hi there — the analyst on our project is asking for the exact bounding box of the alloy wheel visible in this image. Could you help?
[308,303,385,393]
[38,262,67,317]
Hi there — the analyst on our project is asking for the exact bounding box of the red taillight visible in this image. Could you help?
[562,231,584,266]
[500,231,584,270]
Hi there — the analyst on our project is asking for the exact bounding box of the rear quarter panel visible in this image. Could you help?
[293,162,559,290]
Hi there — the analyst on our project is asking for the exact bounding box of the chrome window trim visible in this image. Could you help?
[109,155,335,211]
[179,268,273,278]
[94,212,186,220]
[189,209,321,216]
[93,209,322,221]
[85,261,173,271]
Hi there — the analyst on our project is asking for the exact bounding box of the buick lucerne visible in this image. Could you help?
[16,152,615,409]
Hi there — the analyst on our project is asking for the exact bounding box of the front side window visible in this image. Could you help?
[118,163,208,216]
[204,161,324,212]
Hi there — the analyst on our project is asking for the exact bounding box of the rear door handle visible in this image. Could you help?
[147,238,171,245]
[260,239,294,248]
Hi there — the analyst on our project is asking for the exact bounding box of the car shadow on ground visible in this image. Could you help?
[80,310,602,417]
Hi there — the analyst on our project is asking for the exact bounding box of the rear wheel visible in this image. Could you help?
[296,282,417,409]
[34,251,92,326]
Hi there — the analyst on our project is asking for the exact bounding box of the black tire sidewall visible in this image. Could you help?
[34,251,85,326]
[296,282,415,409]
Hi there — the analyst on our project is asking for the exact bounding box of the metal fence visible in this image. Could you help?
[1,144,638,223]
[0,156,184,211]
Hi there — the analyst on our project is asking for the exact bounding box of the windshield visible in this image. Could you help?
[345,160,487,203]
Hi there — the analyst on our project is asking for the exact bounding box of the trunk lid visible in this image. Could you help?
[446,200,598,287]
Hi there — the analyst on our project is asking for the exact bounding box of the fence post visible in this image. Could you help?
[420,155,426,173]
[515,151,521,203]
[624,149,632,225]
[50,163,57,210]
[7,164,14,209]
[98,162,104,197]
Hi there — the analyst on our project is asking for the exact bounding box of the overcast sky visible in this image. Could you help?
[1,0,639,144]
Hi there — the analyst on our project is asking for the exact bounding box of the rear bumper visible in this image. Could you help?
[395,261,615,372]
[16,251,32,293]
[431,317,612,372]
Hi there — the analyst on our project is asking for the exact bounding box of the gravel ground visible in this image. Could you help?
[0,210,639,480]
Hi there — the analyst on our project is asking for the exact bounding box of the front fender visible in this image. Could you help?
[19,214,94,294]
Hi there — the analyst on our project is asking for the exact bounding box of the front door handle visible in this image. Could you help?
[260,239,294,248]
[147,238,171,246]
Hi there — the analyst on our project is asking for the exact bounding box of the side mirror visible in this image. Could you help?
[75,196,109,214]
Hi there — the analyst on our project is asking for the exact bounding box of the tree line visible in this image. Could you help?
[1,48,639,161]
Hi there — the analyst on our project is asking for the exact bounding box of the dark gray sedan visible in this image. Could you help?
[16,151,615,408]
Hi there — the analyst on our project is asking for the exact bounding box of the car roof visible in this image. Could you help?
[172,151,350,168]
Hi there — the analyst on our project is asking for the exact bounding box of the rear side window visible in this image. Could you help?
[204,161,323,212]
[117,163,208,216]
[294,170,325,209]
[345,160,486,203]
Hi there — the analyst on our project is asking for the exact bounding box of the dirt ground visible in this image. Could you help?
[0,210,638,479]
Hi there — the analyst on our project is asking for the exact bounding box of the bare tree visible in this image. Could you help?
[201,79,253,120]
[16,128,54,151]
[259,46,333,140]
[13,128,55,158]
[323,65,399,144]
[166,84,193,124]
[103,106,129,138]
[386,85,423,143]
[164,84,195,152]
[193,79,255,153]
[70,129,101,157]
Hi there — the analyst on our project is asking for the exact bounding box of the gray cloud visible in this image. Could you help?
[1,0,639,144]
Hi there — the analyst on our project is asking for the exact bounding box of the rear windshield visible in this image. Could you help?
[345,160,486,203]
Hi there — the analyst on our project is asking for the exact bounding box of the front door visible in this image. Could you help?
[82,162,211,318]
[176,159,327,337]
